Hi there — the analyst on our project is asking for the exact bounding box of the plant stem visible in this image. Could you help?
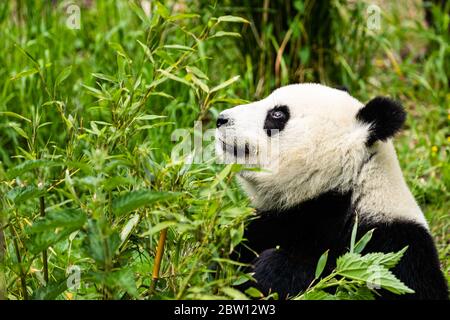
[0,222,5,300]
[39,197,49,284]
[150,228,168,293]
[10,226,28,300]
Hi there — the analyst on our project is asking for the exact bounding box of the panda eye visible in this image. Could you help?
[271,110,286,119]
[264,105,290,137]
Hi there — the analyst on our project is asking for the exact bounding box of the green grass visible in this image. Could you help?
[0,0,448,300]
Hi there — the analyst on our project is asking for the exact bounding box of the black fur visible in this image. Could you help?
[264,105,290,137]
[334,85,350,93]
[234,190,448,300]
[356,97,406,146]
[216,115,229,128]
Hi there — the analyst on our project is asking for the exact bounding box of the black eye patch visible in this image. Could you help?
[264,105,290,137]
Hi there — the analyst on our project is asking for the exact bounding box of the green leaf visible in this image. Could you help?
[26,209,87,254]
[120,214,140,243]
[10,67,39,80]
[101,176,135,191]
[244,287,263,298]
[167,13,200,21]
[109,42,131,62]
[147,91,174,99]
[221,287,249,300]
[335,286,375,300]
[298,290,337,300]
[55,65,72,87]
[84,219,121,265]
[141,221,177,237]
[210,75,240,93]
[135,114,166,121]
[361,246,408,269]
[350,214,359,253]
[155,1,170,19]
[336,252,414,295]
[8,122,28,140]
[32,279,68,300]
[0,111,31,123]
[7,159,64,179]
[217,15,249,24]
[157,69,193,88]
[88,269,138,298]
[230,223,244,249]
[92,72,117,83]
[232,274,252,286]
[210,31,242,39]
[190,75,209,93]
[112,190,180,215]
[210,164,233,189]
[6,185,46,203]
[315,250,329,279]
[186,66,209,80]
[128,1,151,26]
[82,84,111,100]
[137,40,155,64]
[28,209,86,234]
[353,228,375,254]
[163,44,195,51]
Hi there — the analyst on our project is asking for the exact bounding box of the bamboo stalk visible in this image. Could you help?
[39,197,49,284]
[150,228,167,292]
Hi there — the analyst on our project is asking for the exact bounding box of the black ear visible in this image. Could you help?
[356,97,406,146]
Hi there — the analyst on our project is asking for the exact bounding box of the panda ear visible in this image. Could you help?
[356,96,406,146]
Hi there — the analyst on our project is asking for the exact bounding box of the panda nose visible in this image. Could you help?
[216,115,229,128]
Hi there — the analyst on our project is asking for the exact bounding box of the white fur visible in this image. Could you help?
[215,83,427,227]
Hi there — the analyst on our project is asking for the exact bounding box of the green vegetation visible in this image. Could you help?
[0,1,448,300]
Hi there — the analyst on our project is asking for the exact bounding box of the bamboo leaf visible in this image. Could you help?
[157,69,193,88]
[112,190,180,215]
[0,111,31,123]
[350,214,359,253]
[135,114,166,121]
[92,72,117,83]
[167,13,200,21]
[137,40,155,64]
[354,228,375,254]
[217,15,249,24]
[120,214,140,243]
[210,75,240,93]
[190,75,209,93]
[186,66,209,80]
[244,287,263,298]
[315,250,329,279]
[221,287,249,300]
[210,31,242,39]
[141,221,177,237]
[55,65,72,87]
[163,44,195,51]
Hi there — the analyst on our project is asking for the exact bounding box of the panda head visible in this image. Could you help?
[215,83,407,211]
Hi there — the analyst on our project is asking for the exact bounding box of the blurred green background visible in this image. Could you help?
[0,0,448,299]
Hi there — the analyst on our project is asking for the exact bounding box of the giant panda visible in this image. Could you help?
[215,83,448,300]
